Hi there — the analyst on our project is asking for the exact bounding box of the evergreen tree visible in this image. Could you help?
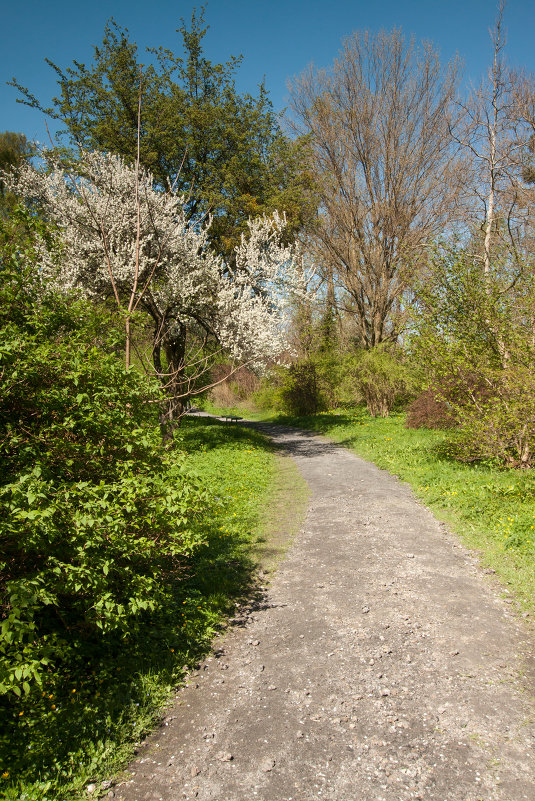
[11,9,315,258]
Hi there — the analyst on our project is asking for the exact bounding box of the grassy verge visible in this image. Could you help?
[195,406,310,569]
[3,417,283,801]
[195,398,274,423]
[268,408,535,617]
[184,413,309,574]
[252,452,309,574]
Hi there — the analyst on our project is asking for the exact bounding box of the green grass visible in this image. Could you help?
[268,408,535,616]
[195,397,275,423]
[2,417,282,801]
[182,414,308,574]
[252,452,309,574]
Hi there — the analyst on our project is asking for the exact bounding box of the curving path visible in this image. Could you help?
[114,423,535,801]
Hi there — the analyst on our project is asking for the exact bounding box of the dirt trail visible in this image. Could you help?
[114,423,535,801]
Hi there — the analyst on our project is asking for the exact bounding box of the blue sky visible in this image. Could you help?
[2,0,534,144]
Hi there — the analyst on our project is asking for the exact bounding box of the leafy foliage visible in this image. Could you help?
[0,209,280,799]
[440,368,535,468]
[0,131,35,215]
[277,360,326,416]
[353,347,417,417]
[0,414,276,799]
[0,209,210,701]
[411,245,535,466]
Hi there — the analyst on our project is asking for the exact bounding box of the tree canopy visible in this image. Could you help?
[11,9,316,259]
[289,29,462,348]
[9,149,306,436]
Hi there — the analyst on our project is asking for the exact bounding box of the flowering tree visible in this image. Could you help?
[11,10,315,261]
[11,150,305,435]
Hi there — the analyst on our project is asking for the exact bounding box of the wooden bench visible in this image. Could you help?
[222,414,242,423]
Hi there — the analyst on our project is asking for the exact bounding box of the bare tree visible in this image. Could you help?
[289,28,462,348]
[512,68,535,248]
[512,71,535,183]
[456,2,529,276]
[450,3,535,361]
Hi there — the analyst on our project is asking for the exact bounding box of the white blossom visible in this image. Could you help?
[9,150,307,369]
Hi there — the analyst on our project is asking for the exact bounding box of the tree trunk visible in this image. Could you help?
[150,312,188,442]
[159,326,187,442]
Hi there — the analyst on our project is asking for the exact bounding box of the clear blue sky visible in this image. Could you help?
[2,0,534,143]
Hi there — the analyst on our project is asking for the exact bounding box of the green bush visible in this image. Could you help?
[278,360,326,416]
[354,347,417,417]
[254,350,362,415]
[312,350,360,408]
[411,245,535,468]
[444,367,535,468]
[0,212,210,703]
[253,374,280,411]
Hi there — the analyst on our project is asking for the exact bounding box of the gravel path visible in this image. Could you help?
[114,423,535,801]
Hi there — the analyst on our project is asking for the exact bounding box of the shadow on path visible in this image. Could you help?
[117,413,535,801]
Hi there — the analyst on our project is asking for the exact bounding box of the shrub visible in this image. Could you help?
[405,389,455,429]
[0,215,210,701]
[253,373,281,411]
[446,367,535,468]
[278,360,326,415]
[410,245,535,467]
[354,347,416,417]
[312,350,361,409]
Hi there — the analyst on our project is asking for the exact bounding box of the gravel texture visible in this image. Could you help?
[113,423,535,801]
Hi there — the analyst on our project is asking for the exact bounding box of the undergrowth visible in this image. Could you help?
[1,417,276,801]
